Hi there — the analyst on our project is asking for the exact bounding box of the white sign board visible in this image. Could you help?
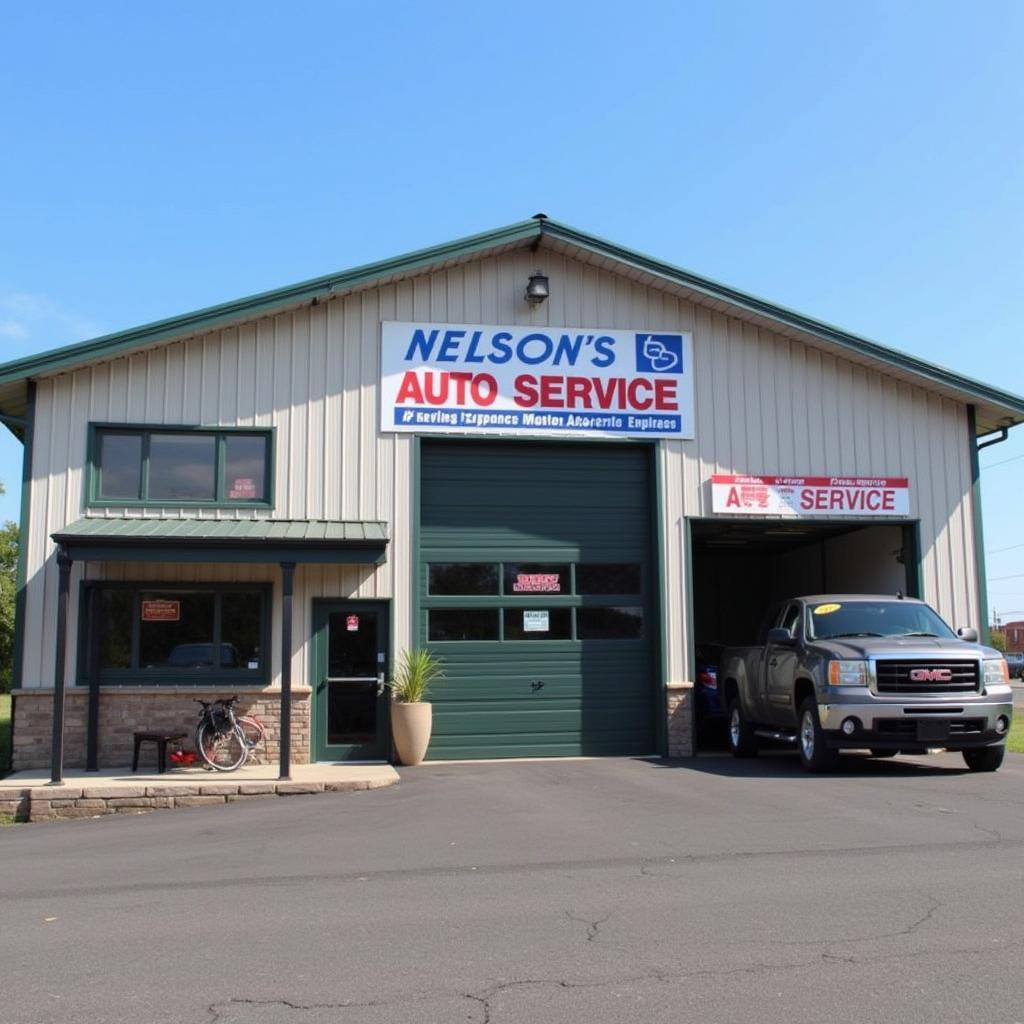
[380,322,695,439]
[710,475,910,517]
[523,610,550,632]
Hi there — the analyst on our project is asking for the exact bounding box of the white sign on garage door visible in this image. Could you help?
[711,475,910,517]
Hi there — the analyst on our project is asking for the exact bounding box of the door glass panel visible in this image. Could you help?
[577,606,644,639]
[428,608,498,642]
[326,611,379,748]
[224,434,268,501]
[328,612,377,677]
[327,683,377,745]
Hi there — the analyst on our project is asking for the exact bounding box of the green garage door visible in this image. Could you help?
[420,440,657,759]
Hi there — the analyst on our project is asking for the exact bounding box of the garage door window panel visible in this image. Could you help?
[577,606,645,640]
[576,564,642,595]
[428,608,499,642]
[503,607,573,641]
[428,564,499,595]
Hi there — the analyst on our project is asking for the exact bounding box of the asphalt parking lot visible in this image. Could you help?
[3,751,1024,1024]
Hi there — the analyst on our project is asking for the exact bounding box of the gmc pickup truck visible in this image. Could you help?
[720,595,1013,773]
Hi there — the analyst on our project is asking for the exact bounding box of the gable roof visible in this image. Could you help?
[0,217,1021,435]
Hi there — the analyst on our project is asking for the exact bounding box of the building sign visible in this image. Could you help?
[523,610,550,632]
[711,475,910,517]
[141,600,180,622]
[513,573,561,593]
[380,322,695,439]
[346,615,359,632]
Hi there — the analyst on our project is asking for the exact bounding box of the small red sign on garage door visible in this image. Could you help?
[141,599,181,622]
[346,615,359,632]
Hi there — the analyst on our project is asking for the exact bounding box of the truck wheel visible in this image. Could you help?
[727,700,759,758]
[962,746,1004,772]
[798,698,839,773]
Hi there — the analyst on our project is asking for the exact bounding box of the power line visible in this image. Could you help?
[987,542,1024,555]
[981,452,1024,470]
[987,572,1024,582]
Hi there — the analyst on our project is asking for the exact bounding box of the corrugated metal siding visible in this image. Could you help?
[23,248,978,696]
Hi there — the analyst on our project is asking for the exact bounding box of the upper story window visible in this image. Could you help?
[90,426,273,507]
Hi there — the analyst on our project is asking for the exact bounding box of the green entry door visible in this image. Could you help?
[420,440,657,759]
[313,601,390,761]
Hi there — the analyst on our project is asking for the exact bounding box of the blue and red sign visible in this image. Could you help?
[380,322,695,439]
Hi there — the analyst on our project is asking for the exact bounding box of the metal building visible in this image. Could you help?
[2,217,1022,777]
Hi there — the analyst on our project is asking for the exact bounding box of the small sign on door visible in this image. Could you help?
[346,614,359,632]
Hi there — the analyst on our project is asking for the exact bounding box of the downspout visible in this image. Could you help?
[967,408,1012,644]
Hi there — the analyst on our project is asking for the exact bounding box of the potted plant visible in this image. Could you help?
[388,648,444,766]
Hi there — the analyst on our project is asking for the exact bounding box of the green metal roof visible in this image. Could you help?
[1,217,1021,433]
[53,517,389,564]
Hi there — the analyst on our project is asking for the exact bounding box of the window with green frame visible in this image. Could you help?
[78,582,272,685]
[89,425,273,506]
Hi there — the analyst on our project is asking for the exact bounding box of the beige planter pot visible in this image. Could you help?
[391,701,433,766]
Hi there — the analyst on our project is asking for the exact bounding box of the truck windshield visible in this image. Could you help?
[806,601,957,641]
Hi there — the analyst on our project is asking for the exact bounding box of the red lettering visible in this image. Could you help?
[539,375,564,406]
[814,490,829,510]
[882,491,895,511]
[800,489,815,510]
[513,374,539,408]
[726,487,741,508]
[829,489,844,509]
[865,489,882,511]
[566,377,593,408]
[395,371,424,405]
[592,378,620,409]
[654,378,678,410]
[627,378,653,410]
[470,373,497,406]
[449,371,473,404]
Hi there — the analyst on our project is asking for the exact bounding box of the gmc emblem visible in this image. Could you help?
[909,668,953,682]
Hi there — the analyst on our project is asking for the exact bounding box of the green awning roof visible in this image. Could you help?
[52,517,389,564]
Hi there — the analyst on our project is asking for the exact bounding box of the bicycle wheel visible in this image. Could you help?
[195,721,247,771]
[236,715,266,764]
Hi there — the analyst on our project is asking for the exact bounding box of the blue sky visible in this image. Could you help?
[1,1,1022,625]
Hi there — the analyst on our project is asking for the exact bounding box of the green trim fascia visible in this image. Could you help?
[652,443,669,757]
[86,423,275,509]
[0,217,1020,426]
[11,381,35,690]
[967,406,990,642]
[538,220,1024,420]
[0,221,542,387]
[54,542,387,565]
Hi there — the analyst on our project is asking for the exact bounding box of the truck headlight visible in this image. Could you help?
[828,660,871,686]
[983,659,1009,685]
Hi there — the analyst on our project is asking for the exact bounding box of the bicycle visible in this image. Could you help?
[193,696,267,771]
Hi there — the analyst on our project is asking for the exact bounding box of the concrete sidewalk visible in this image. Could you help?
[0,762,399,821]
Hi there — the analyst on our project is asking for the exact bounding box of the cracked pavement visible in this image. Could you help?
[4,751,1024,1023]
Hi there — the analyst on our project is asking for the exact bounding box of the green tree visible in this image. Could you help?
[989,628,1007,653]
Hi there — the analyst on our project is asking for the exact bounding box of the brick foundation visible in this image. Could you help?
[11,688,312,771]
[666,683,694,757]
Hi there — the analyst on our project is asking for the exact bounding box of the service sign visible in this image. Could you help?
[711,475,910,518]
[380,322,695,439]
[141,599,180,622]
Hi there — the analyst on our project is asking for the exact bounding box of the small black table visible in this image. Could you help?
[132,732,187,774]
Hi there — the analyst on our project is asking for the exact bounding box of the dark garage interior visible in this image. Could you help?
[690,520,918,746]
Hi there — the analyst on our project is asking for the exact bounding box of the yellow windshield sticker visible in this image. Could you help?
[814,603,841,615]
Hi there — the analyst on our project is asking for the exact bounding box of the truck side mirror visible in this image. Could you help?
[767,627,796,645]
[957,627,979,643]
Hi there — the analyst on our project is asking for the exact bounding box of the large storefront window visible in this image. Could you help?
[81,583,271,684]
[90,426,272,506]
[424,562,644,642]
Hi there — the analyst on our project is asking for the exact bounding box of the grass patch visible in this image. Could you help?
[0,693,10,777]
[1008,716,1024,755]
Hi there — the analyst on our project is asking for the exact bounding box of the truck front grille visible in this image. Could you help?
[875,660,979,695]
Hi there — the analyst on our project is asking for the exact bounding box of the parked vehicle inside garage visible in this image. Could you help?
[720,595,1013,772]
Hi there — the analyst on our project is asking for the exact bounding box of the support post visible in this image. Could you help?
[279,561,296,780]
[49,547,73,786]
[86,586,101,771]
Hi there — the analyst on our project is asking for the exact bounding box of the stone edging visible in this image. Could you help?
[0,777,397,823]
